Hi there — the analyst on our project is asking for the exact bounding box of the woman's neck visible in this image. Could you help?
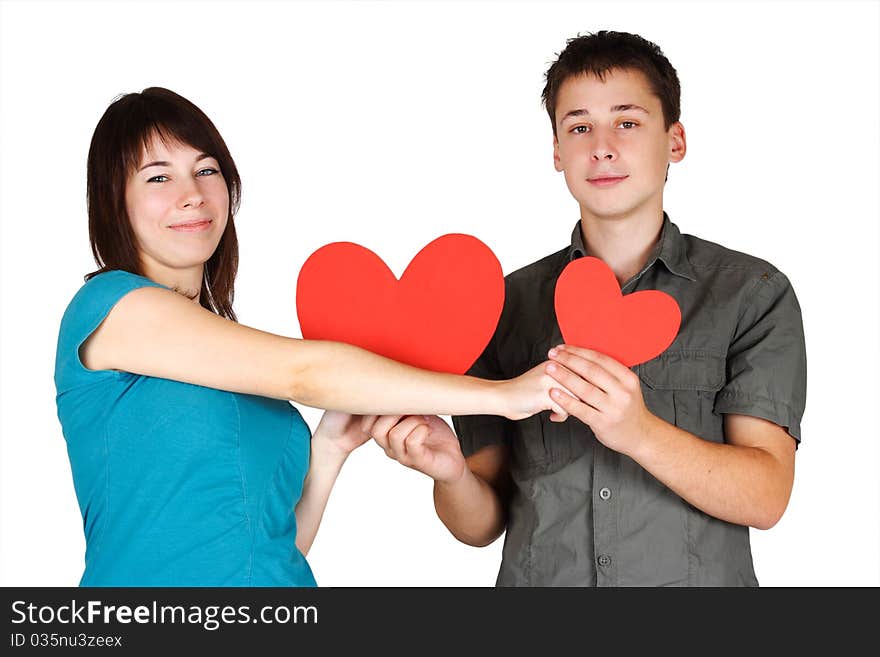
[139,257,204,303]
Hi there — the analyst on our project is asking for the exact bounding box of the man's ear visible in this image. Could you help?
[553,135,563,172]
[669,121,687,163]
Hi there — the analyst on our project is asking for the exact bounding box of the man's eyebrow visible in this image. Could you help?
[560,104,650,123]
[138,153,213,172]
[611,104,649,114]
[560,108,590,124]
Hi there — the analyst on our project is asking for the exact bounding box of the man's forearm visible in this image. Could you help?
[433,468,506,547]
[626,415,792,530]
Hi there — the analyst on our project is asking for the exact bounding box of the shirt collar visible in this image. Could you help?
[568,212,697,282]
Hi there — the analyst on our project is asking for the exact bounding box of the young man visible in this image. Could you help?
[363,31,807,586]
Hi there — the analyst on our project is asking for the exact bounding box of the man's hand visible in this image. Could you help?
[361,414,467,485]
[545,345,797,529]
[544,344,657,456]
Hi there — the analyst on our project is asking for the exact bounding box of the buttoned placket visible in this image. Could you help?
[591,438,619,585]
[564,215,699,586]
[577,232,661,587]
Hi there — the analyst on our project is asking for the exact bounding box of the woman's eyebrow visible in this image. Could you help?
[138,160,170,172]
[138,153,213,172]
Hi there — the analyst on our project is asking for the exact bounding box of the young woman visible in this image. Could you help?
[54,87,564,587]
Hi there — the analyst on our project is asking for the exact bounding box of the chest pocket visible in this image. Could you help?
[508,411,593,477]
[639,350,727,443]
[508,322,596,476]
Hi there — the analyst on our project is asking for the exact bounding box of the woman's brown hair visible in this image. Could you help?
[86,87,240,321]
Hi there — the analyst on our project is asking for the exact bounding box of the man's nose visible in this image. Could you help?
[591,131,617,161]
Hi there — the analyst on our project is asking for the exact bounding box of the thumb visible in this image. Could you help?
[404,424,431,463]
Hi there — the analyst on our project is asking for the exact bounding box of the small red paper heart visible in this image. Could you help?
[554,257,681,367]
[296,234,504,374]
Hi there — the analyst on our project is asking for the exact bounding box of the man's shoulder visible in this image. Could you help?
[682,231,785,280]
[504,245,570,288]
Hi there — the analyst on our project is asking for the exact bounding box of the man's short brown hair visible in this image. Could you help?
[542,31,681,135]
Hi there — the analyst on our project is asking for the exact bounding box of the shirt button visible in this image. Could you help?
[599,487,612,501]
[597,554,612,567]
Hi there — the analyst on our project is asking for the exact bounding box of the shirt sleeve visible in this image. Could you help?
[451,323,515,458]
[714,270,807,442]
[54,270,166,395]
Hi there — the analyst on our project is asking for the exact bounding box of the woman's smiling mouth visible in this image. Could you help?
[169,219,213,232]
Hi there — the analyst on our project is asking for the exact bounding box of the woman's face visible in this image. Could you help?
[125,133,229,279]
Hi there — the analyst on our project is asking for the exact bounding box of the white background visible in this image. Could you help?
[1,0,878,587]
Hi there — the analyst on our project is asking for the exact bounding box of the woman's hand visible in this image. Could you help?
[499,362,571,421]
[312,410,372,461]
[362,414,467,485]
[295,410,370,556]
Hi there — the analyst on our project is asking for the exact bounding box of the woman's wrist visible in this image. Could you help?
[309,430,352,470]
[476,377,509,418]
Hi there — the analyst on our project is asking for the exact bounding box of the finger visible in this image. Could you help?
[360,415,378,435]
[547,391,569,420]
[544,376,578,406]
[371,414,404,443]
[371,433,391,452]
[552,391,572,417]
[545,362,606,410]
[547,348,622,392]
[388,416,426,458]
[551,344,632,381]
[425,414,459,438]
[369,414,403,451]
[372,437,397,461]
[550,387,599,426]
[401,423,432,466]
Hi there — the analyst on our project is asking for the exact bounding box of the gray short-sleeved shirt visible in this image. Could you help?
[452,214,807,586]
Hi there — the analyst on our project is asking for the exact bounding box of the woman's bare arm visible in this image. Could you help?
[82,285,563,419]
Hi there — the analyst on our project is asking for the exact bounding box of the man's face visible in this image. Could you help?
[553,68,685,221]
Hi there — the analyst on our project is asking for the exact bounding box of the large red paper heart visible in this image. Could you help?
[296,234,504,374]
[554,256,681,367]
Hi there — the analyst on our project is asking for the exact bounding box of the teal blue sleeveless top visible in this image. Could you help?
[54,270,317,586]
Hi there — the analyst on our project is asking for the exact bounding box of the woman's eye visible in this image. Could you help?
[196,167,219,177]
[147,175,169,183]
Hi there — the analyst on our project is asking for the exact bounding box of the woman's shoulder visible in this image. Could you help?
[56,271,169,389]
[76,269,164,299]
[62,270,166,325]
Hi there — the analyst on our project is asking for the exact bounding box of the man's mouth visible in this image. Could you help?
[587,175,629,187]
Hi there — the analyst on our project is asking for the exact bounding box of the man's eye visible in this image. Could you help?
[147,175,169,183]
[196,167,219,177]
[572,125,590,134]
[619,121,637,129]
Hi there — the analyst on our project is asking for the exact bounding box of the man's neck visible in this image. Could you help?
[579,208,665,288]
